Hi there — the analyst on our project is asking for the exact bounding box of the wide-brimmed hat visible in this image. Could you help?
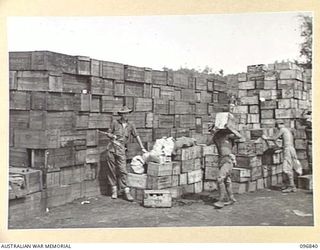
[118,106,133,114]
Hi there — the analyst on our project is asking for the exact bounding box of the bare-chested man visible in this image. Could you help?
[262,120,301,193]
[209,126,243,208]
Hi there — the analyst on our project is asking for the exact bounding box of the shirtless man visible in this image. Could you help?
[262,120,301,193]
[209,126,243,208]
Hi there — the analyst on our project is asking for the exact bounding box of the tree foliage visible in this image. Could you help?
[298,15,312,69]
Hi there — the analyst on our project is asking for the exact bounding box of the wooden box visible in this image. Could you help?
[238,81,255,90]
[147,162,173,177]
[101,61,124,80]
[204,167,219,180]
[134,98,153,112]
[143,190,172,208]
[9,167,43,194]
[90,77,113,95]
[101,96,123,113]
[10,91,31,110]
[187,169,202,184]
[124,65,145,82]
[214,112,236,130]
[298,175,313,190]
[14,129,60,149]
[62,73,90,93]
[231,167,251,182]
[152,70,167,85]
[147,176,172,189]
[127,173,148,189]
[16,71,49,92]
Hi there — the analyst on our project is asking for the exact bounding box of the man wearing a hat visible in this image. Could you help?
[99,106,147,201]
[262,120,302,193]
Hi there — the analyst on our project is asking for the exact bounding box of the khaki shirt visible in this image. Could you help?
[110,119,138,145]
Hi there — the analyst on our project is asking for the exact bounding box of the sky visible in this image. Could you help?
[7,12,312,74]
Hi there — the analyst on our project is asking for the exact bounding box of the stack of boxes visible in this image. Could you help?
[9,51,227,212]
[128,144,203,203]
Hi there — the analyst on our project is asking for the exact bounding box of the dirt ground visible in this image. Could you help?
[8,189,313,229]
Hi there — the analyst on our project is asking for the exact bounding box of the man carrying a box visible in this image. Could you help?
[99,106,147,201]
[262,120,302,193]
[209,113,244,209]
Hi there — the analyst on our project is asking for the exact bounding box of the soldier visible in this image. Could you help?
[262,120,301,193]
[99,106,147,201]
[209,125,243,209]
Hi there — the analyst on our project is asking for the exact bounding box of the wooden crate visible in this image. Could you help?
[279,69,303,81]
[195,103,208,115]
[215,112,236,130]
[147,162,173,177]
[160,86,175,100]
[249,105,259,114]
[275,109,295,119]
[90,96,101,112]
[240,96,259,105]
[127,173,148,189]
[30,92,47,110]
[101,61,124,80]
[10,91,31,110]
[260,100,277,110]
[238,81,255,90]
[9,167,43,194]
[16,71,49,92]
[124,82,144,97]
[147,176,172,189]
[278,99,298,109]
[134,98,152,112]
[231,167,251,182]
[251,166,263,181]
[153,128,171,140]
[90,59,101,77]
[181,159,195,173]
[172,161,181,175]
[181,88,196,102]
[264,80,277,89]
[172,72,189,88]
[236,155,260,168]
[187,169,202,184]
[9,51,32,70]
[174,101,192,114]
[153,99,169,114]
[14,129,60,149]
[158,114,174,128]
[204,166,219,180]
[143,190,172,208]
[202,144,218,156]
[298,175,313,190]
[46,93,75,111]
[101,96,123,113]
[195,75,208,90]
[9,148,29,167]
[46,111,74,130]
[204,155,219,168]
[90,77,113,95]
[124,65,145,82]
[261,110,274,119]
[76,56,91,75]
[200,91,212,103]
[179,115,196,129]
[152,70,167,85]
[232,182,248,194]
[62,73,90,93]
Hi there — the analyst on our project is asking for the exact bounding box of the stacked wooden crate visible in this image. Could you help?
[234,62,312,173]
[128,144,204,202]
[9,51,228,211]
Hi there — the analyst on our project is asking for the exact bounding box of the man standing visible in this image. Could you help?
[262,120,301,193]
[209,125,243,209]
[99,106,147,201]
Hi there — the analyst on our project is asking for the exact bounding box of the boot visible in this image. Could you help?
[214,182,227,209]
[111,186,117,199]
[123,187,134,202]
[225,182,237,206]
[282,173,297,193]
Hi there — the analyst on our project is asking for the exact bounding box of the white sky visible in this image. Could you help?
[7,12,311,74]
